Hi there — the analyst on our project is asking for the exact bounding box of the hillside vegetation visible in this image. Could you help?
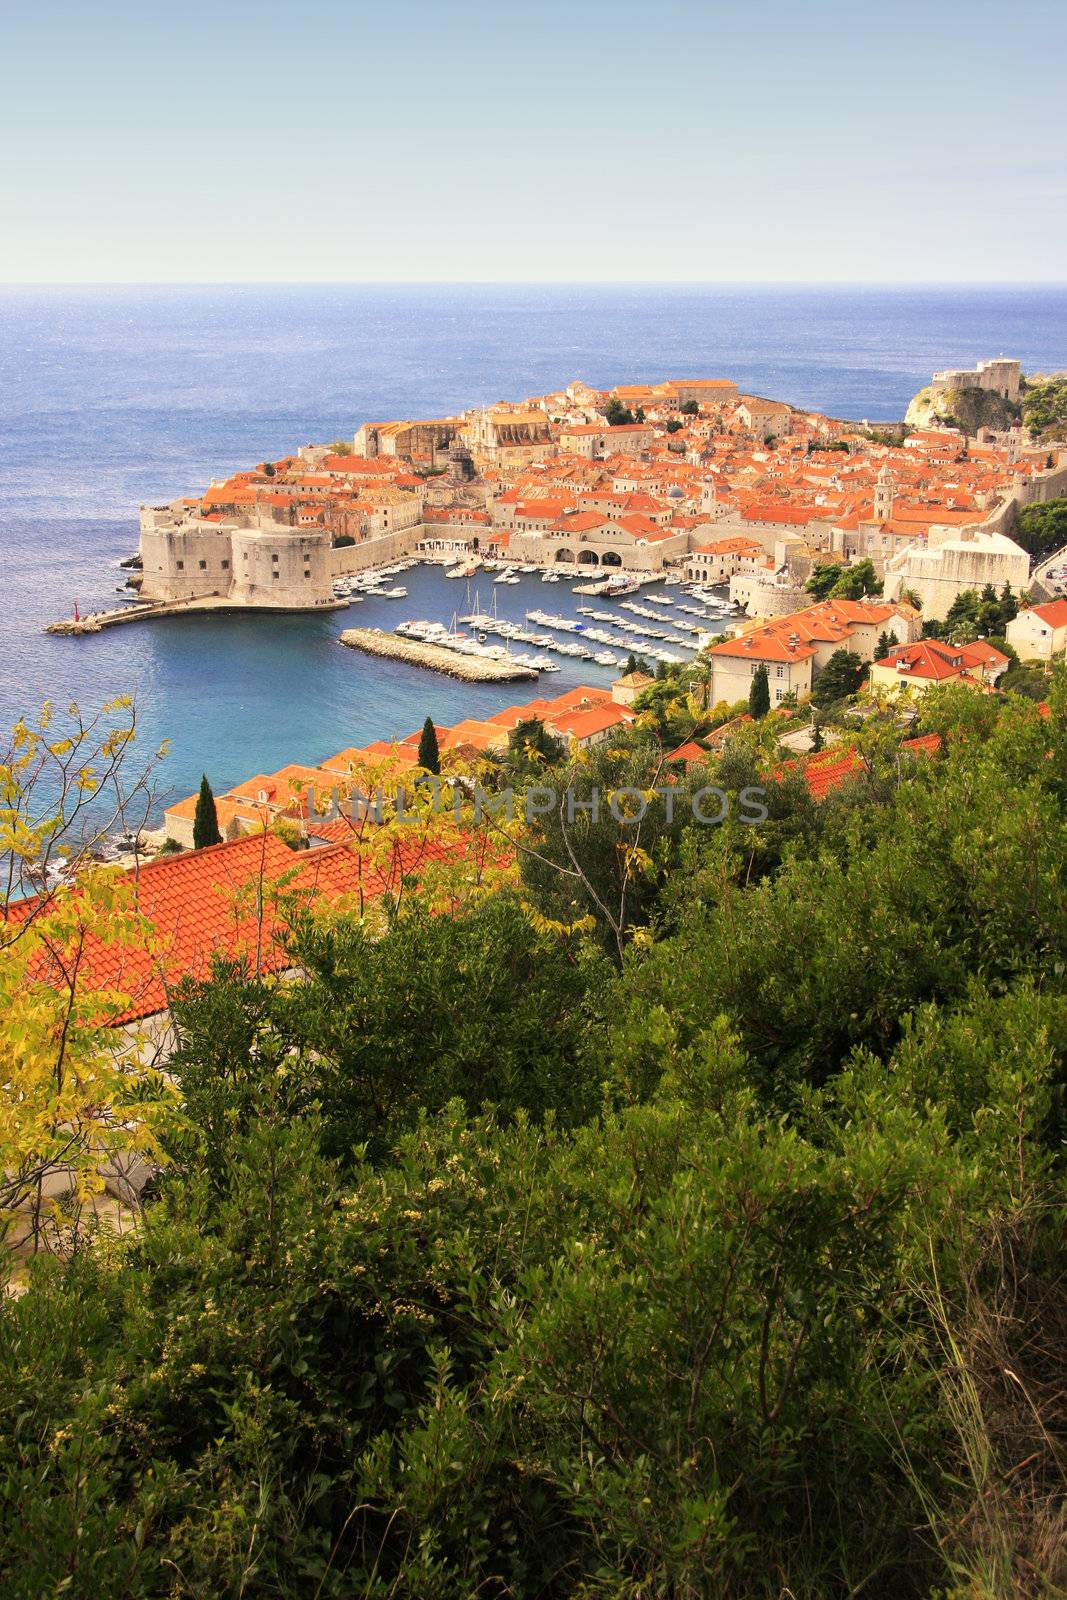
[1013,494,1067,563]
[1022,374,1067,442]
[3,683,1067,1597]
[905,382,1020,434]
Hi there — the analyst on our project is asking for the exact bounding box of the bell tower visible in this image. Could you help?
[873,464,894,523]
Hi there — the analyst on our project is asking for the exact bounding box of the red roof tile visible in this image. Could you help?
[16,830,484,1024]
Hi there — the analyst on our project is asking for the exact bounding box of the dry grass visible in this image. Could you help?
[920,1216,1067,1598]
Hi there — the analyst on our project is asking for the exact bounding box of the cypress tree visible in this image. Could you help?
[418,717,440,775]
[748,664,770,720]
[193,774,222,850]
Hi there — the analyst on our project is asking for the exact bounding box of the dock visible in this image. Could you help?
[47,596,350,635]
[339,628,538,682]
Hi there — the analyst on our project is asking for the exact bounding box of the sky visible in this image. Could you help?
[2,0,1065,284]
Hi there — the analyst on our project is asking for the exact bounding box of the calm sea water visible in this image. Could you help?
[1,284,1064,817]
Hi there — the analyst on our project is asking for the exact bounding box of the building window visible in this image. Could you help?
[272,553,279,563]
[272,571,279,580]
[221,559,230,570]
[176,560,184,570]
[304,568,310,578]
[198,559,207,570]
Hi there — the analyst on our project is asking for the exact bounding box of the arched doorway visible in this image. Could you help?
[555,548,575,563]
[601,550,622,568]
[577,549,599,566]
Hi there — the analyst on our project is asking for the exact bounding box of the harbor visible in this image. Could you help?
[31,557,736,811]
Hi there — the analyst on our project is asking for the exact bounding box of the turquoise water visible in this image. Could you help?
[2,283,1065,815]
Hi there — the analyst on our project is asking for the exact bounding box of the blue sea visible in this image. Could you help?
[1,283,1064,819]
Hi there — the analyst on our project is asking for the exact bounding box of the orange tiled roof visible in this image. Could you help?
[17,830,486,1024]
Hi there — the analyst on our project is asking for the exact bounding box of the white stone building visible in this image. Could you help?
[1006,599,1067,662]
[882,523,1030,622]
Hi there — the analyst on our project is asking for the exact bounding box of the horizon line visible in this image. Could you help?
[2,278,1067,291]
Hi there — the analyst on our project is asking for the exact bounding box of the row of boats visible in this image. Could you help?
[395,618,564,671]
[444,556,647,597]
[524,609,689,665]
[332,559,419,601]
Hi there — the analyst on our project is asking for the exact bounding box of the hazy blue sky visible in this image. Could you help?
[2,0,1065,283]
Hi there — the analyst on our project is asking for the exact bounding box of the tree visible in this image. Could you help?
[505,717,564,780]
[417,716,440,775]
[811,649,866,708]
[1000,661,1050,701]
[1012,496,1067,562]
[806,563,842,600]
[625,653,639,675]
[172,895,609,1167]
[664,419,683,434]
[826,558,881,601]
[193,774,222,849]
[876,629,899,660]
[0,700,169,1269]
[604,399,635,427]
[748,663,770,719]
[680,399,699,415]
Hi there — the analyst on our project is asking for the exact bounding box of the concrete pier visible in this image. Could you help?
[46,596,350,635]
[339,627,538,682]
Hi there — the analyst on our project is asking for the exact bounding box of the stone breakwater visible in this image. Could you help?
[48,596,350,635]
[339,628,538,682]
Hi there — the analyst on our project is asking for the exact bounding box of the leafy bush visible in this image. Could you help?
[3,684,1067,1596]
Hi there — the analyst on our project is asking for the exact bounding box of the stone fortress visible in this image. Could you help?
[929,357,1022,403]
[139,503,336,610]
[135,363,1066,623]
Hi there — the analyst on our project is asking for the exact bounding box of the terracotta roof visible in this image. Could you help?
[548,704,630,741]
[691,536,764,555]
[876,639,1007,681]
[1030,599,1067,628]
[17,830,484,1024]
[707,634,816,664]
[667,739,707,765]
